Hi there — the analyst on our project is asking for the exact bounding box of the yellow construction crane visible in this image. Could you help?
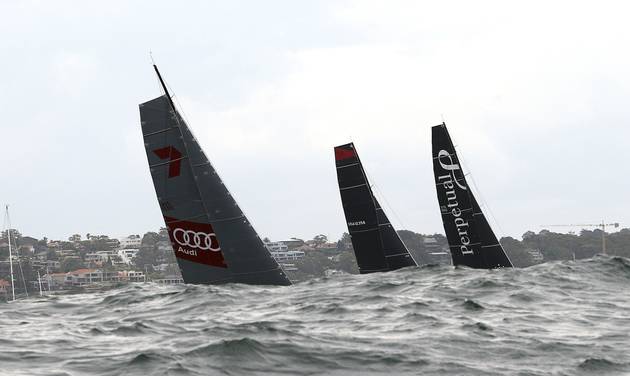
[540,221,620,255]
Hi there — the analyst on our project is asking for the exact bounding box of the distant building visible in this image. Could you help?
[117,270,145,282]
[18,245,34,254]
[153,263,179,274]
[265,241,305,262]
[56,249,78,258]
[19,236,39,247]
[31,259,48,270]
[157,240,172,252]
[0,279,10,297]
[119,235,142,249]
[118,249,139,265]
[46,273,67,289]
[281,238,305,249]
[424,236,451,264]
[64,269,119,286]
[47,241,61,250]
[34,251,48,261]
[154,276,183,285]
[46,260,61,271]
[279,263,298,271]
[525,248,544,262]
[44,268,146,287]
[85,253,108,265]
[272,250,305,262]
[266,241,288,253]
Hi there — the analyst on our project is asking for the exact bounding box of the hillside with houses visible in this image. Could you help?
[2,225,628,297]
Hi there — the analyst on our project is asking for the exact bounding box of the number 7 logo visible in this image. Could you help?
[153,146,182,178]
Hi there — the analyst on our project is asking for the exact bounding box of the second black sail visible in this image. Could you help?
[431,123,512,269]
[335,143,417,273]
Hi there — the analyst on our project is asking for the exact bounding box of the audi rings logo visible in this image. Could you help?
[172,228,220,252]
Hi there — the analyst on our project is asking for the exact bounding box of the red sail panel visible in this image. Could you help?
[335,146,356,161]
[164,216,228,268]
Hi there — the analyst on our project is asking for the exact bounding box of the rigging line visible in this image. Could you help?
[2,206,14,300]
[452,135,507,240]
[2,208,7,234]
[16,247,28,297]
[5,208,28,297]
[363,168,408,231]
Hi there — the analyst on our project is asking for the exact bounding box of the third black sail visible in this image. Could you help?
[431,123,512,268]
[140,65,291,285]
[335,143,417,273]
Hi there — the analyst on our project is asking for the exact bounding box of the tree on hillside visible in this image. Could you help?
[312,234,328,247]
[61,257,83,272]
[336,250,359,274]
[336,232,352,252]
[295,250,332,276]
[397,230,434,265]
[133,247,156,272]
[500,236,537,267]
[141,232,160,248]
[1,229,21,244]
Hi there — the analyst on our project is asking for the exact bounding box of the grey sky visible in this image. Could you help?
[1,1,628,242]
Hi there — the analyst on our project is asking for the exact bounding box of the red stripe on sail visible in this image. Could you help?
[335,147,356,161]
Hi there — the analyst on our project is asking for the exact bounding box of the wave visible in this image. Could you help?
[0,256,628,375]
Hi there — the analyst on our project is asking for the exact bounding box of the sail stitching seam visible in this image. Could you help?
[340,183,367,191]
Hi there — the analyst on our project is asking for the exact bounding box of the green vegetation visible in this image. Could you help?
[1,225,630,291]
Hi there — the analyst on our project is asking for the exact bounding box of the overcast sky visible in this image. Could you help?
[1,1,629,242]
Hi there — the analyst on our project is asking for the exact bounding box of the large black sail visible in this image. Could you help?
[335,143,416,273]
[140,66,291,285]
[431,123,512,268]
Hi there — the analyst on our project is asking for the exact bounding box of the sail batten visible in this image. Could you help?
[140,68,291,286]
[431,122,512,269]
[334,142,417,273]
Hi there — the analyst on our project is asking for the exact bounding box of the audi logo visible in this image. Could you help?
[172,228,221,252]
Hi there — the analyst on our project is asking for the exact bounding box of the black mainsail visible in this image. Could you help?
[140,65,291,285]
[335,143,417,273]
[431,123,512,269]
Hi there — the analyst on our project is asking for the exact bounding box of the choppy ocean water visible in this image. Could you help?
[1,256,629,376]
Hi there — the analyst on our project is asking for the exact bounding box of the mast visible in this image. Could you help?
[153,64,177,113]
[5,206,15,301]
[37,271,43,297]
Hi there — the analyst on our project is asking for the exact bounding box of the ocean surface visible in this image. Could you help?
[1,256,629,376]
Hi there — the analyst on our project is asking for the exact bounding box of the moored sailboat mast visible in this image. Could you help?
[5,205,15,301]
